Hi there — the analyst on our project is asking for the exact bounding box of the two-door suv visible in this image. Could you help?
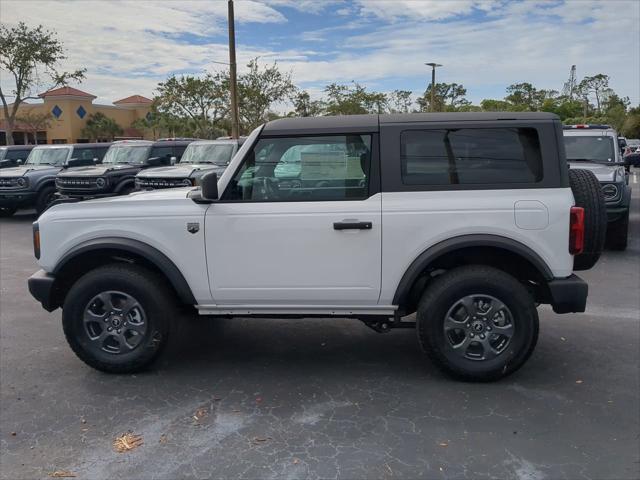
[55,139,194,200]
[0,143,109,216]
[135,138,244,190]
[28,113,605,381]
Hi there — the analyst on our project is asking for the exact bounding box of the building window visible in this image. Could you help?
[51,105,63,119]
[75,139,89,143]
[52,139,68,144]
[76,106,87,119]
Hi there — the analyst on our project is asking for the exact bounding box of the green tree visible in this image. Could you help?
[15,111,52,144]
[291,90,324,117]
[417,83,468,112]
[155,74,227,138]
[387,90,413,113]
[0,22,85,145]
[323,82,388,115]
[82,112,123,141]
[577,74,609,114]
[237,59,297,131]
[480,99,512,111]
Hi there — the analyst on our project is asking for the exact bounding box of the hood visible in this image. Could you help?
[568,162,617,182]
[0,165,59,177]
[137,163,225,179]
[58,163,138,177]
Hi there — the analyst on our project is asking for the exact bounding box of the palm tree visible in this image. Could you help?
[82,112,123,141]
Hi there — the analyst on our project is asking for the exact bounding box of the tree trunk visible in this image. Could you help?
[4,121,15,146]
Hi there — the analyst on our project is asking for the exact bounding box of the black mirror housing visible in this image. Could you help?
[201,172,219,200]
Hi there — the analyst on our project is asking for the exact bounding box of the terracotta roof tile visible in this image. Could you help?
[38,86,96,99]
[113,95,153,105]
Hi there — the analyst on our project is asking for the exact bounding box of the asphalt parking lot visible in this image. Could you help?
[1,177,639,480]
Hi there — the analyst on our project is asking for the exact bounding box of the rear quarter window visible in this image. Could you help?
[401,127,543,185]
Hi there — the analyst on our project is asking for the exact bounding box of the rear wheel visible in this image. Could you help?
[35,186,57,215]
[607,210,629,251]
[62,264,173,373]
[417,265,539,382]
[569,169,607,271]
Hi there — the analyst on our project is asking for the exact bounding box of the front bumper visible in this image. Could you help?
[28,269,57,312]
[547,274,588,314]
[0,190,37,208]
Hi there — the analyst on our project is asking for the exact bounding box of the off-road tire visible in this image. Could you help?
[606,209,629,251]
[569,169,606,271]
[417,265,539,382]
[35,186,57,215]
[62,264,173,373]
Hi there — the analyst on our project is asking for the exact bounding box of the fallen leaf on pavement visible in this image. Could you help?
[575,380,583,384]
[438,442,449,447]
[293,458,299,464]
[252,436,271,444]
[48,471,76,478]
[113,432,144,453]
[159,434,168,444]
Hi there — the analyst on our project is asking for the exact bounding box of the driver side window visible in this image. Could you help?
[223,135,372,202]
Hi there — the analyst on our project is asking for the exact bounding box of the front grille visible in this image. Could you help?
[136,177,192,189]
[56,177,99,190]
[0,177,25,189]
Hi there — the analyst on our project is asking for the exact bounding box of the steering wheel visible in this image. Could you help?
[254,176,279,200]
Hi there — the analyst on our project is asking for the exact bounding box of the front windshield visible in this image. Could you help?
[564,136,616,162]
[102,145,151,164]
[180,143,235,165]
[25,147,71,165]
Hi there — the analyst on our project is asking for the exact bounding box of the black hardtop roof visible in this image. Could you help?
[263,112,559,135]
[72,142,112,148]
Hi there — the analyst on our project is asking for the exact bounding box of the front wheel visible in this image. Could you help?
[417,265,539,382]
[36,186,57,215]
[62,264,173,373]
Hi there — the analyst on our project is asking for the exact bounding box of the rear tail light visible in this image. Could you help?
[569,207,584,255]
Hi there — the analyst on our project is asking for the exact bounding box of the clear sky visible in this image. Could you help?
[2,0,639,108]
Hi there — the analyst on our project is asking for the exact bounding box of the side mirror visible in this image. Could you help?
[17,158,24,165]
[201,172,218,200]
[170,156,177,165]
[93,157,102,164]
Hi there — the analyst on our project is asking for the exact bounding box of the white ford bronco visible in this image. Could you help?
[28,113,605,381]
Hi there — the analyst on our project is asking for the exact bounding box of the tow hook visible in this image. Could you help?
[363,320,392,333]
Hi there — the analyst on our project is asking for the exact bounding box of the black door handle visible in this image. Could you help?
[333,221,372,230]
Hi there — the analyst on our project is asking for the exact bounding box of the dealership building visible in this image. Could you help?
[0,87,153,145]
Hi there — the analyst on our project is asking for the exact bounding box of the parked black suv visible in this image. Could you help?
[0,145,35,168]
[55,139,194,200]
[0,143,109,216]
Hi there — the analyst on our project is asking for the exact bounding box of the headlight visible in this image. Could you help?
[96,177,106,188]
[17,177,27,188]
[601,183,619,200]
[181,178,193,186]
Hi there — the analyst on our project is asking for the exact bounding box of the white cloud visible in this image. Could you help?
[1,0,638,108]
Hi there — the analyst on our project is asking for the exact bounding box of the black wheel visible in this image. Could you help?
[62,264,173,373]
[417,265,539,382]
[0,207,17,217]
[607,210,629,251]
[569,169,606,271]
[118,184,134,196]
[35,186,57,215]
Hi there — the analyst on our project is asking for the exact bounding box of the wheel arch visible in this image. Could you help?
[113,177,136,194]
[50,237,196,309]
[393,234,554,315]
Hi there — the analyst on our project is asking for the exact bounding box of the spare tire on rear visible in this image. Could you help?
[569,169,606,271]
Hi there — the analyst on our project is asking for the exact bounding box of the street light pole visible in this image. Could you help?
[228,0,240,139]
[425,62,442,112]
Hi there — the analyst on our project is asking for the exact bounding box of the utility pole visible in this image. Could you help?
[425,62,442,112]
[228,0,240,139]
